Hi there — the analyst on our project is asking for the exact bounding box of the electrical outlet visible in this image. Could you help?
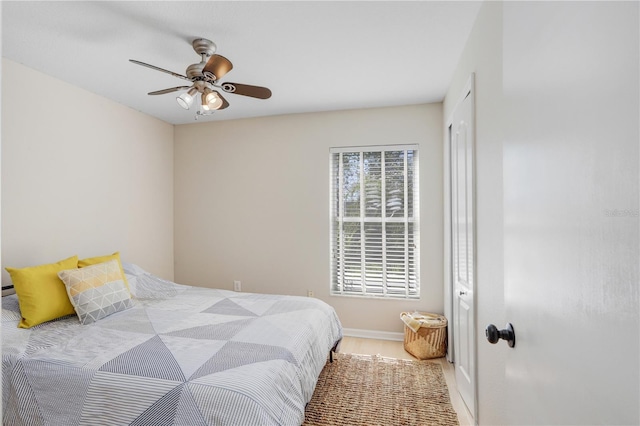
[307,290,314,297]
[234,280,241,292]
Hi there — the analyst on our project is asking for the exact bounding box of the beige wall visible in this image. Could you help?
[443,2,504,423]
[1,59,174,280]
[174,104,443,333]
[1,58,442,335]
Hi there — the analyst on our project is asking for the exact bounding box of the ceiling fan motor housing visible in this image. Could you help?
[186,63,206,79]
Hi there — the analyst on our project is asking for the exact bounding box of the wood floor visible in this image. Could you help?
[338,336,474,426]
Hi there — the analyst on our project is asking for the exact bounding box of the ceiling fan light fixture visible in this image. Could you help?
[202,89,224,111]
[177,87,198,110]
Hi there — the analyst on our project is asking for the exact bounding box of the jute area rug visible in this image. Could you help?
[303,353,459,426]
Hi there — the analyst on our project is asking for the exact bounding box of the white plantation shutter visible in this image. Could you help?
[330,145,419,298]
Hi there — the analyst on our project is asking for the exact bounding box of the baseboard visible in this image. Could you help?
[342,328,404,342]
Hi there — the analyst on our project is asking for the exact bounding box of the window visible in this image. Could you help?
[330,145,419,298]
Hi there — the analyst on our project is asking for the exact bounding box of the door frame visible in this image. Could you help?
[444,73,478,422]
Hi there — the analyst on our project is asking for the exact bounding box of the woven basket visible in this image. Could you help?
[403,313,447,360]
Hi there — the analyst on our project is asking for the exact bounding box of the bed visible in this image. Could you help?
[2,263,343,425]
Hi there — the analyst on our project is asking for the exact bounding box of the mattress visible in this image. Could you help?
[2,266,342,425]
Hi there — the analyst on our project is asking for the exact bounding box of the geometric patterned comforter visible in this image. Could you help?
[2,265,343,425]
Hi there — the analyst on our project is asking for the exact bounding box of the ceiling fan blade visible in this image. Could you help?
[148,86,191,95]
[203,54,233,81]
[221,82,272,99]
[129,59,191,82]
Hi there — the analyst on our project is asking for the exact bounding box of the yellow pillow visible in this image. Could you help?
[6,255,79,329]
[78,252,130,293]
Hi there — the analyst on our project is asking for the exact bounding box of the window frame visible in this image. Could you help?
[329,144,420,299]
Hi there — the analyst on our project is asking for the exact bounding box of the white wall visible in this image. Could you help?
[174,104,443,333]
[1,59,175,280]
[443,2,504,423]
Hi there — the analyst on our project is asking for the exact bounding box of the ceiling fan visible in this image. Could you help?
[130,38,271,117]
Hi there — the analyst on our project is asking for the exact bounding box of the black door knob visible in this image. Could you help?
[485,323,516,348]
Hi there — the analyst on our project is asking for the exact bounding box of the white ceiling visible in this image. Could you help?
[2,1,483,125]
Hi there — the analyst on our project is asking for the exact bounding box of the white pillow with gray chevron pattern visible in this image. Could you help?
[58,259,133,324]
